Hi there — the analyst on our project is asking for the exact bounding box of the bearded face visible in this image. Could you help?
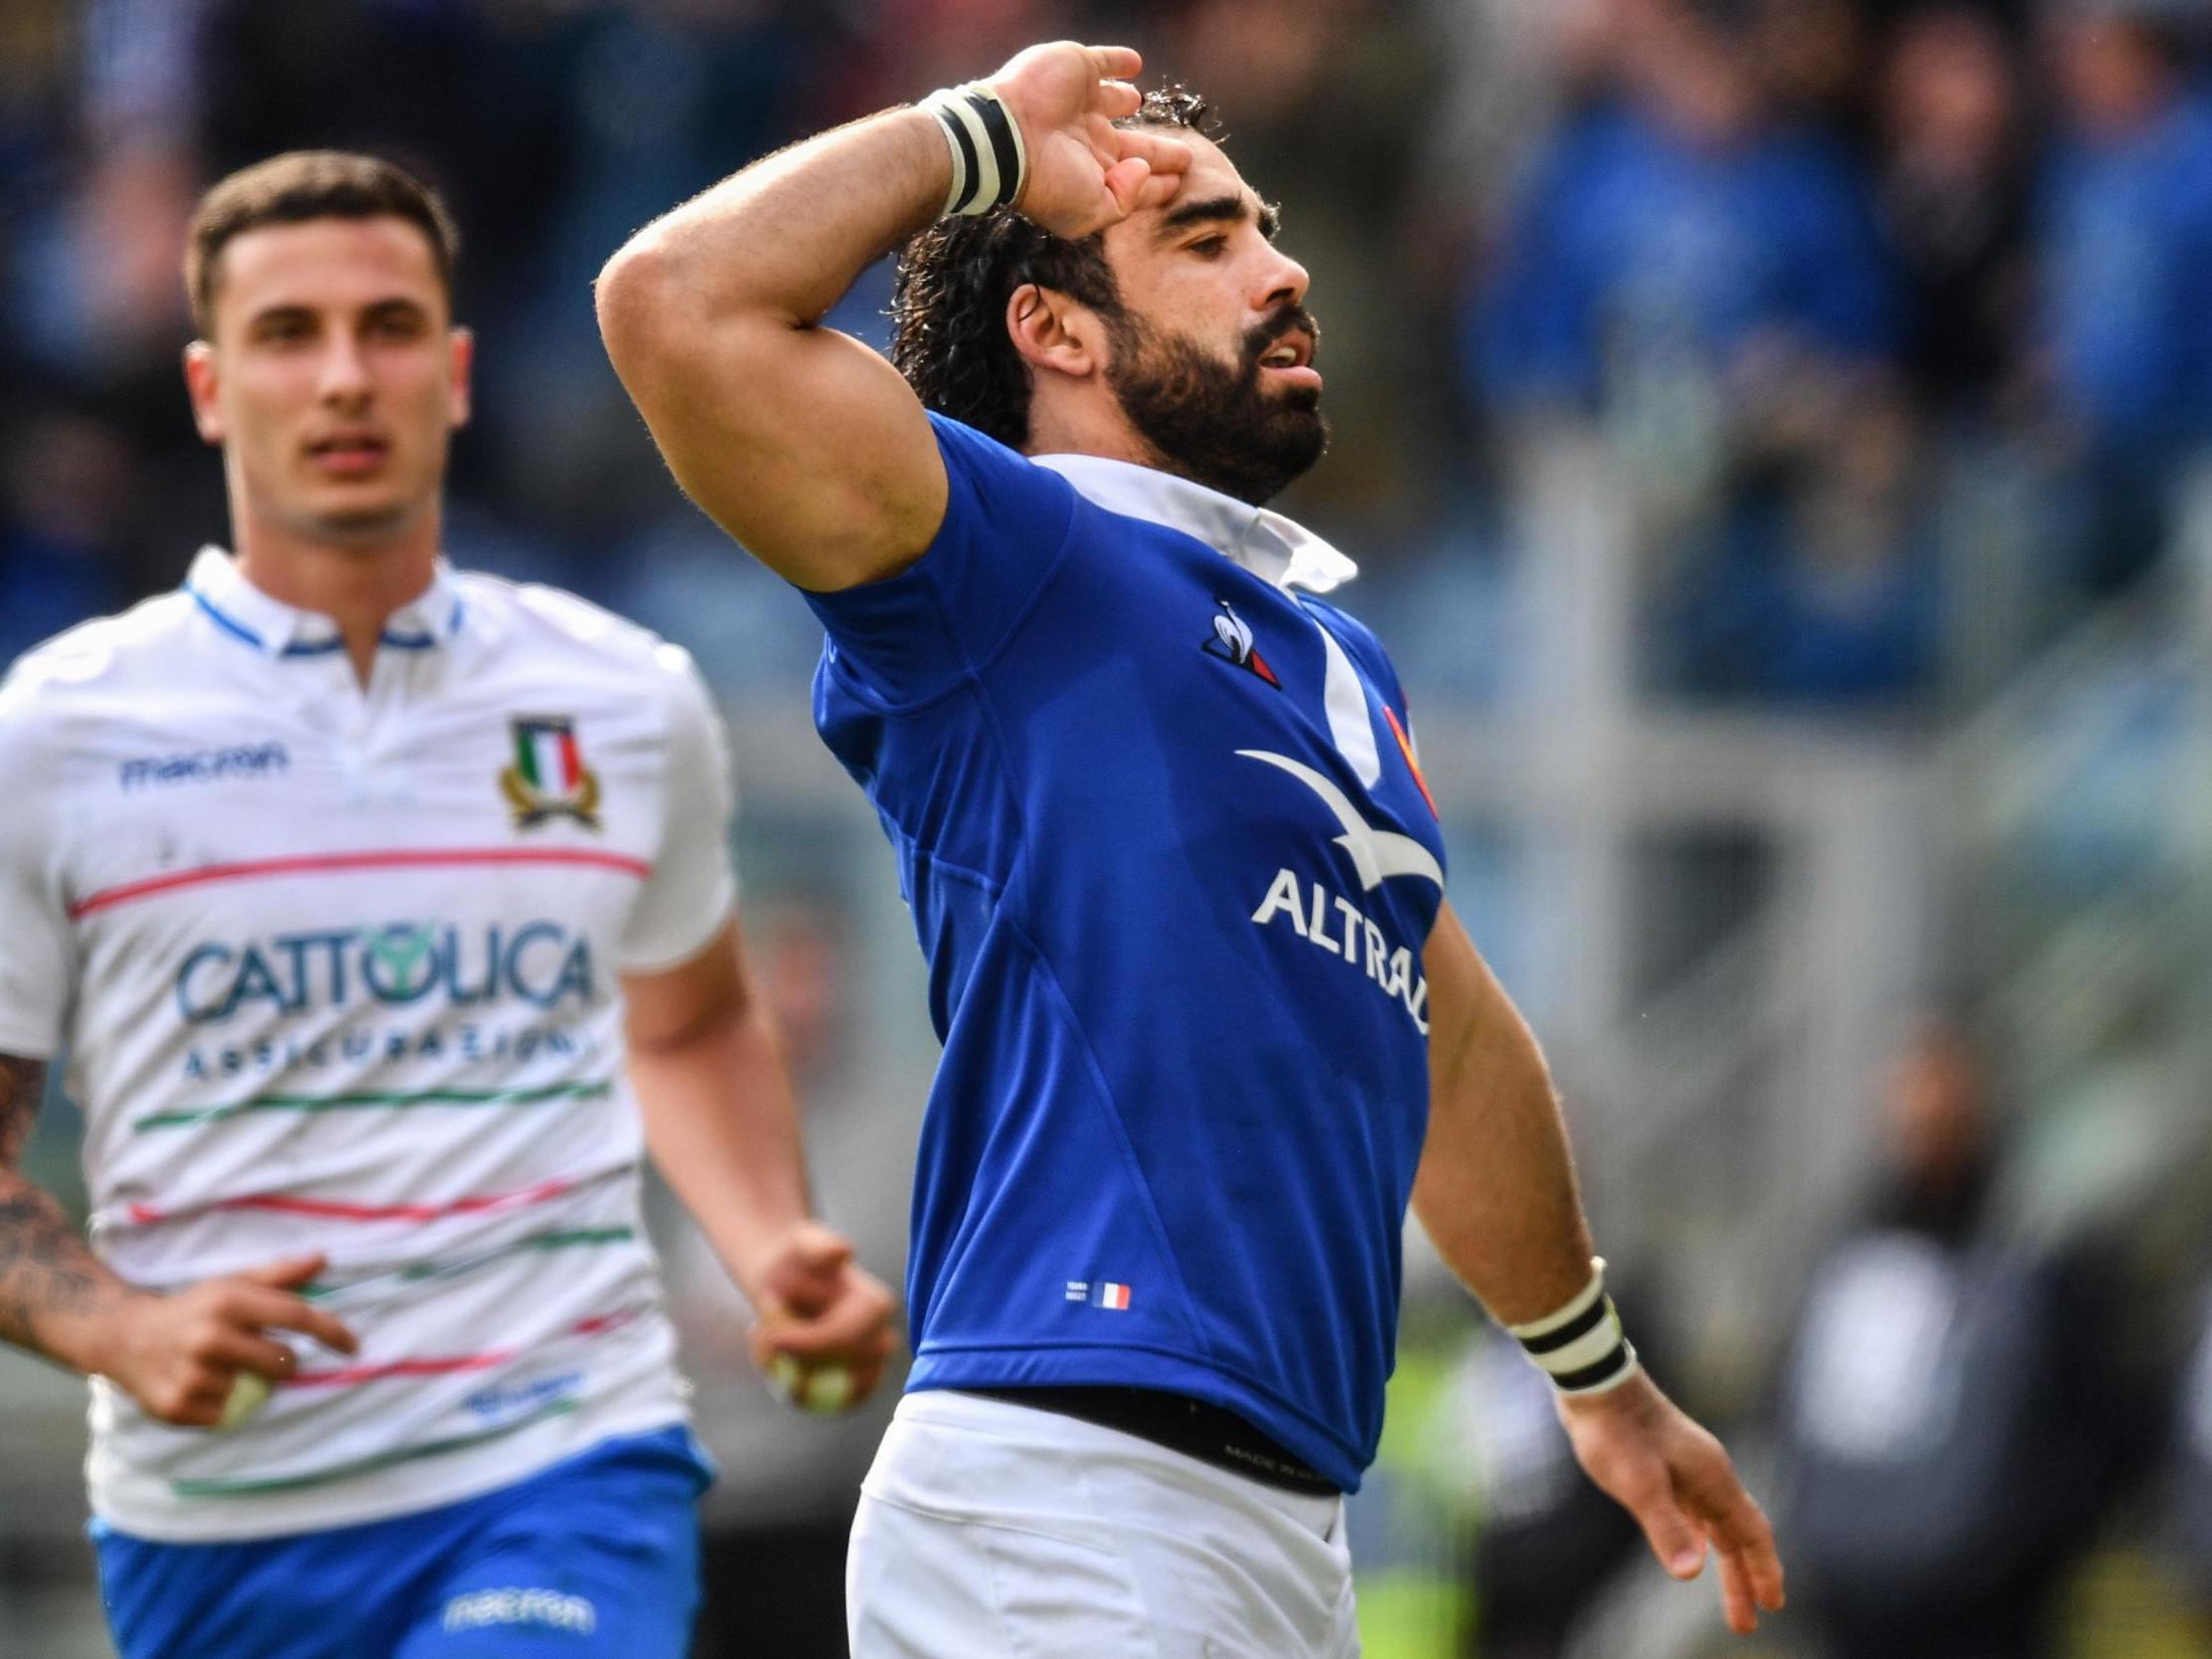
[1102,306,1328,508]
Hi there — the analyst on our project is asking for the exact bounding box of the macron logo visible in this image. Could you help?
[442,1588,597,1636]
[1236,750,1442,893]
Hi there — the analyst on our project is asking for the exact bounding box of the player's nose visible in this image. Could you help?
[316,335,374,406]
[1253,246,1310,316]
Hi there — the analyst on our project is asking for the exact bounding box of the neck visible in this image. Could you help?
[231,502,442,685]
[1023,392,1162,474]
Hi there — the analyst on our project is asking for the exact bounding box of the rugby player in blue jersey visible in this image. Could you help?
[600,41,1786,1653]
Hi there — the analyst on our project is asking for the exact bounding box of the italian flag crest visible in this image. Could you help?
[501,716,601,829]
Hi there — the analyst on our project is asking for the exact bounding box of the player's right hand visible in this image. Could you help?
[987,43,1192,238]
[90,1253,358,1428]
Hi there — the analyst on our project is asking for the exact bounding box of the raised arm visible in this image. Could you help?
[593,41,1188,592]
[1417,902,1785,1634]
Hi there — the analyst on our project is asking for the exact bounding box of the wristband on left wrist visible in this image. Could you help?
[1507,1256,1641,1396]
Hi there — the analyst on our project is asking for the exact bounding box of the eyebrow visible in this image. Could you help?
[1157,195,1281,241]
[244,297,430,332]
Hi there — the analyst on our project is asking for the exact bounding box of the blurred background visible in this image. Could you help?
[4,0,2212,1655]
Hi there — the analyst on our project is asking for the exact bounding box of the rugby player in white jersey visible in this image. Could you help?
[0,151,896,1659]
[598,41,1785,1657]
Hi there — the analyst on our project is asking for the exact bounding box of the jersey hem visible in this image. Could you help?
[87,1391,690,1544]
[906,1343,1368,1494]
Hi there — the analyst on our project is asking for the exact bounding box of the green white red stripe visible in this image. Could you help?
[129,1078,614,1135]
[285,1308,646,1389]
[69,847,648,920]
[124,1174,581,1228]
[169,1395,583,1498]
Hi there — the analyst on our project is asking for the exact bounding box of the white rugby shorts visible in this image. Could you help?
[847,1390,1360,1658]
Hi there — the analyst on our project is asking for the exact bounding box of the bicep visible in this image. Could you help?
[621,919,753,1055]
[607,313,949,593]
[1424,901,1515,1083]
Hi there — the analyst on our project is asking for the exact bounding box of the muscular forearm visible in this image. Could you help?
[630,1006,814,1307]
[1412,908,1596,1327]
[602,108,948,334]
[0,1170,137,1370]
[0,1057,138,1373]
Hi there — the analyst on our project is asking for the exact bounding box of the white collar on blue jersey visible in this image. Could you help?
[184,545,468,660]
[1029,453,1360,595]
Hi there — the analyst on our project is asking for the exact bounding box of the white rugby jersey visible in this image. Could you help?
[0,548,736,1541]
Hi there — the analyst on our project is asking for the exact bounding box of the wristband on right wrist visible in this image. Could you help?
[1507,1257,1640,1396]
[920,82,1027,217]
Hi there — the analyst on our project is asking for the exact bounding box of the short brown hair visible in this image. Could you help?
[184,150,460,336]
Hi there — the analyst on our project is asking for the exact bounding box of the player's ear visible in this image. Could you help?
[1005,283,1099,381]
[447,326,474,430]
[182,339,225,445]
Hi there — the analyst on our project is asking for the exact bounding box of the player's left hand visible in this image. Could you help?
[1556,1369,1785,1634]
[744,1220,899,1413]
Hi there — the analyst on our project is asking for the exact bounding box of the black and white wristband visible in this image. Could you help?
[1508,1258,1641,1396]
[921,82,1028,216]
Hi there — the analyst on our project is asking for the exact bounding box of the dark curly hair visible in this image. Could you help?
[890,86,1218,449]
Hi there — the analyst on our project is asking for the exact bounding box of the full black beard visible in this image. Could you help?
[1103,310,1328,507]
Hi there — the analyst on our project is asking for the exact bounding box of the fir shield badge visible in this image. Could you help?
[500,717,602,831]
[1202,602,1281,689]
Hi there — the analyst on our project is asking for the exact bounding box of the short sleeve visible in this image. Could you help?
[0,672,77,1058]
[800,413,1077,705]
[618,645,740,973]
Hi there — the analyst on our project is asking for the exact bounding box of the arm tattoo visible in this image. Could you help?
[0,1053,41,1166]
[0,1054,130,1360]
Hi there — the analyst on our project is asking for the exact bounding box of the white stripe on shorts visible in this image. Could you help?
[846,1390,1360,1658]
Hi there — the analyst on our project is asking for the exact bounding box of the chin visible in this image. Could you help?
[297,499,418,547]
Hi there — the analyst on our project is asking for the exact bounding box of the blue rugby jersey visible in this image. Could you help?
[802,416,1446,1492]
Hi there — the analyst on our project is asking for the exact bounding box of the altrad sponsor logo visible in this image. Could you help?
[1239,749,1439,1033]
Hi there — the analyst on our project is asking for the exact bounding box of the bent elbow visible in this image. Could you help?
[594,232,690,375]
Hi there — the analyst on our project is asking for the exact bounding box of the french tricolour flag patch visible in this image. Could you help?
[1092,1282,1132,1311]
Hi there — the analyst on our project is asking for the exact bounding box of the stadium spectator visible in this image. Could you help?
[1775,1019,2127,1659]
[1470,0,1893,421]
[2156,1279,2212,1614]
[0,411,130,666]
[2038,0,2212,593]
[1874,6,2032,420]
[1664,386,1942,707]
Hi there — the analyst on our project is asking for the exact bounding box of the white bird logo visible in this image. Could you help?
[1236,749,1443,892]
[1214,609,1254,662]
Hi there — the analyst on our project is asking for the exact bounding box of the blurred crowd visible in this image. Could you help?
[9,0,2212,712]
[8,1,2212,1656]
